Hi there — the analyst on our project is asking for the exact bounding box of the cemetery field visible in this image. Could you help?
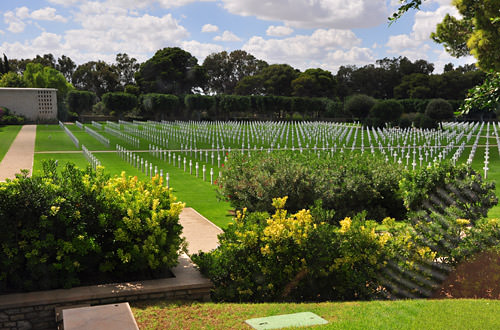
[33,121,500,227]
[131,298,500,329]
[0,125,21,162]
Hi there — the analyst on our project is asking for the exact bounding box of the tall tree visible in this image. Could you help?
[72,61,120,98]
[291,68,337,98]
[23,62,73,97]
[114,53,140,87]
[202,50,267,94]
[33,54,57,69]
[135,47,205,95]
[56,55,76,82]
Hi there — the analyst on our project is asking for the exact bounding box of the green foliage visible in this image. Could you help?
[0,161,184,292]
[0,71,27,87]
[218,152,406,222]
[193,198,395,302]
[369,99,404,127]
[399,161,497,225]
[0,106,25,125]
[72,61,120,98]
[344,94,376,120]
[66,90,96,115]
[136,47,205,95]
[425,99,454,126]
[460,72,500,119]
[142,93,179,119]
[102,92,138,116]
[23,62,73,97]
[291,68,336,98]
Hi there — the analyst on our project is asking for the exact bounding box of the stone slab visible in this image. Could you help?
[245,312,328,329]
[63,302,138,330]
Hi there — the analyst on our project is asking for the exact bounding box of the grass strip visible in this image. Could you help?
[0,125,22,162]
[131,299,500,330]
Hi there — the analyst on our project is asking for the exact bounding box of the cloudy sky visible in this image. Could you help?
[0,0,475,73]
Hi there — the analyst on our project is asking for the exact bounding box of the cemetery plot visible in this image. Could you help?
[33,120,500,226]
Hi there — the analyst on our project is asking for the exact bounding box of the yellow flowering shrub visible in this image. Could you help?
[0,160,183,292]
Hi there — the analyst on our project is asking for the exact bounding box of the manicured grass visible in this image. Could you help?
[131,299,500,329]
[33,153,89,174]
[0,125,21,162]
[35,124,79,152]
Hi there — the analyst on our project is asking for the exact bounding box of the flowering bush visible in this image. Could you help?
[193,197,426,302]
[0,161,184,292]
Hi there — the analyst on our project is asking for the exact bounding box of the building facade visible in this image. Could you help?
[0,87,58,122]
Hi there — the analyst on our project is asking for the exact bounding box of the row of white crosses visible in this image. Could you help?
[75,121,84,129]
[59,121,79,148]
[116,144,166,186]
[82,144,101,170]
[84,126,110,147]
[105,125,140,148]
[101,120,497,181]
[91,121,103,130]
[147,143,219,184]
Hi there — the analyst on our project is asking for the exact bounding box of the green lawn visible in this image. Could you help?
[131,299,500,329]
[0,125,22,162]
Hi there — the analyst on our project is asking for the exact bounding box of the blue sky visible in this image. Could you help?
[0,0,475,73]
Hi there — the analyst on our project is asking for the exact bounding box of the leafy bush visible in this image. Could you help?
[344,94,376,120]
[102,92,138,117]
[369,99,403,127]
[218,151,406,222]
[399,161,497,225]
[425,98,454,128]
[193,197,397,302]
[0,106,25,125]
[67,90,96,115]
[0,161,184,292]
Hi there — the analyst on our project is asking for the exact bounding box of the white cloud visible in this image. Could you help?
[181,40,224,62]
[385,3,458,60]
[4,10,26,33]
[266,25,293,37]
[221,0,388,29]
[201,23,219,33]
[242,28,363,71]
[326,47,375,68]
[214,30,241,42]
[30,7,68,22]
[433,49,476,73]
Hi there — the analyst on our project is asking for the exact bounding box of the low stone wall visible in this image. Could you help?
[0,253,212,330]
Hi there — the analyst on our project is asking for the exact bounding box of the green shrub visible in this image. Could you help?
[0,106,25,125]
[369,99,403,127]
[218,151,406,222]
[0,161,184,292]
[344,94,376,120]
[425,99,454,128]
[399,161,497,225]
[102,92,138,117]
[67,90,96,115]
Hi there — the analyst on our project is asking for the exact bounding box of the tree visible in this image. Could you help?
[102,92,137,117]
[392,0,500,72]
[291,68,336,98]
[1,54,10,74]
[369,99,404,127]
[0,72,26,87]
[460,72,500,120]
[72,61,120,98]
[258,64,299,96]
[67,90,96,115]
[136,47,205,95]
[23,62,72,97]
[142,93,180,120]
[33,54,56,69]
[56,55,76,82]
[425,98,454,129]
[344,94,376,120]
[115,53,140,87]
[203,50,267,94]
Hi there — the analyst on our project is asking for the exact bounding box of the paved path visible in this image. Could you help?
[0,125,36,181]
[179,207,223,254]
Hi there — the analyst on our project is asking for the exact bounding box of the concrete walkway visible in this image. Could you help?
[179,207,223,254]
[0,124,36,181]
